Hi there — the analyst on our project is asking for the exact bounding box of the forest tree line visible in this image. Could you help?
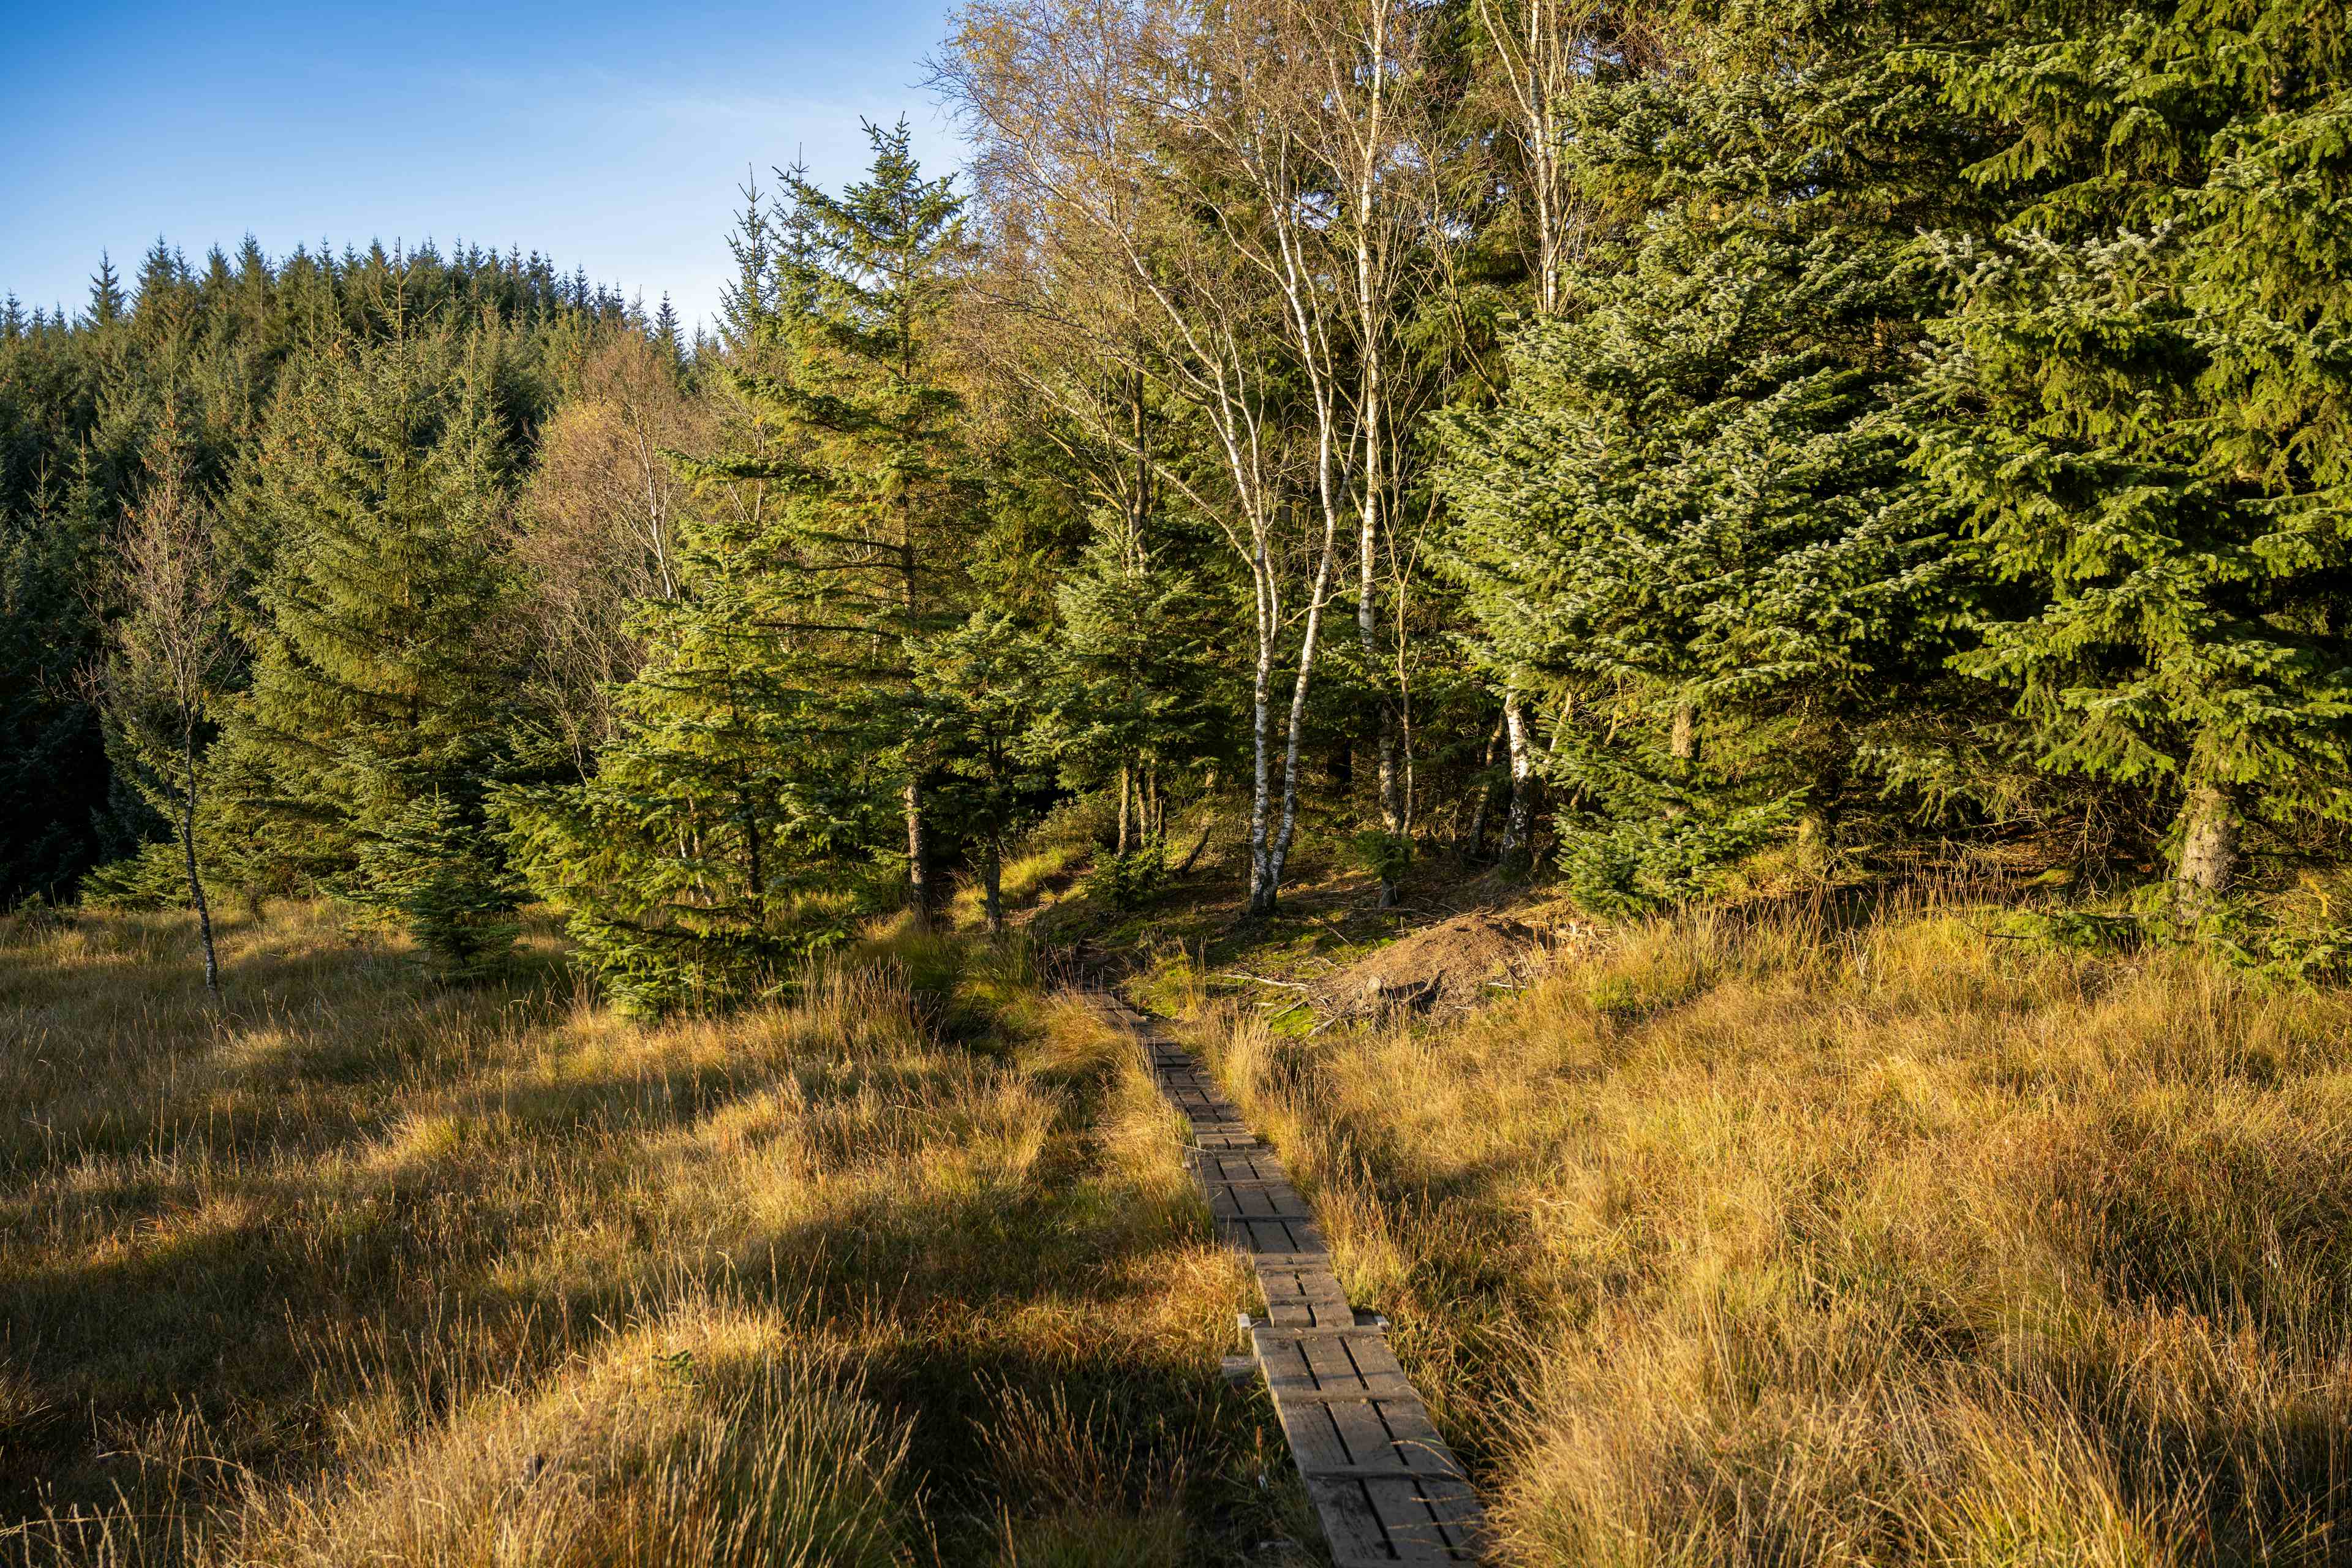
[4,0,2347,1005]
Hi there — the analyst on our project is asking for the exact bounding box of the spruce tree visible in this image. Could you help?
[913,610,1054,933]
[496,470,841,1015]
[1044,507,1221,854]
[225,312,521,975]
[1437,0,1994,910]
[1913,0,2352,910]
[680,118,978,919]
[86,253,126,328]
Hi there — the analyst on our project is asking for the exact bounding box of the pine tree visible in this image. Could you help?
[1913,0,2352,911]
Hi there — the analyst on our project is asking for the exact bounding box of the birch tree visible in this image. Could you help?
[941,0,1452,913]
[89,412,231,996]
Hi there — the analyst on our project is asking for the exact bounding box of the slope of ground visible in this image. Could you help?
[1169,895,2352,1566]
[0,901,1314,1566]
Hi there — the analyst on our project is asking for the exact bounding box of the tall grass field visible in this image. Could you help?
[0,901,1308,1566]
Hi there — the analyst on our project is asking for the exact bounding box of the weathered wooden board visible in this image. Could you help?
[1088,992,1489,1565]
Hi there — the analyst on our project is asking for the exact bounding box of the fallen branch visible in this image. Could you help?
[1178,820,1215,875]
[1219,970,1310,991]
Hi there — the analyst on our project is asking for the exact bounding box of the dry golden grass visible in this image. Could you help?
[1186,895,2352,1567]
[0,902,1296,1566]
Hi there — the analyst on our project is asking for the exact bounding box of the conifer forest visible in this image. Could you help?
[9,0,2352,1562]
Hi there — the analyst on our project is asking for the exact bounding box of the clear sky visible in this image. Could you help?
[0,0,965,336]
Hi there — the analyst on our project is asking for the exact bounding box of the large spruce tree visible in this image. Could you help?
[1913,0,2352,910]
[225,310,522,975]
[504,124,979,1011]
[684,122,978,913]
[1437,0,1997,910]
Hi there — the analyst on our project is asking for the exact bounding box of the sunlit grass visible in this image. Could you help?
[1182,893,2352,1567]
[0,900,1292,1566]
[948,845,1084,931]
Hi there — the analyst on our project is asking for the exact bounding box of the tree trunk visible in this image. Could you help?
[740,767,768,929]
[982,836,1004,935]
[181,723,219,1001]
[1264,579,1336,908]
[1116,760,1132,856]
[1795,747,1845,870]
[1670,702,1698,764]
[905,776,930,925]
[1465,713,1504,860]
[1247,566,1280,918]
[1359,484,1403,908]
[2174,777,2240,917]
[1499,688,1537,869]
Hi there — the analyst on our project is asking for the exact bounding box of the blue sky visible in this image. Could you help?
[0,0,965,335]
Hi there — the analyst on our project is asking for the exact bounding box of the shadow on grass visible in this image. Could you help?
[0,914,1310,1565]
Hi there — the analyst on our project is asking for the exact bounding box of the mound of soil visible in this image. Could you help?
[1317,911,1546,1021]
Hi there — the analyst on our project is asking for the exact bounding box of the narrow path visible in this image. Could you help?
[1088,993,1488,1567]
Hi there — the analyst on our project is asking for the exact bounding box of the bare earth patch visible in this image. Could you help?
[1314,910,1549,1022]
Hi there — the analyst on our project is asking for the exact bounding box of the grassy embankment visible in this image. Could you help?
[1156,889,2352,1566]
[0,896,1317,1567]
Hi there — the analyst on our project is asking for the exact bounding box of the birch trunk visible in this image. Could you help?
[1247,564,1280,915]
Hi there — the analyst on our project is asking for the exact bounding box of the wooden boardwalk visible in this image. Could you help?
[1090,995,1488,1567]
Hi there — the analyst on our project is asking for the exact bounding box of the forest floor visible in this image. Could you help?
[10,824,2352,1566]
[0,895,1321,1567]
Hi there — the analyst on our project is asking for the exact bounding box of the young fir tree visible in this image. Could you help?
[503,126,976,1011]
[913,609,1054,933]
[1912,0,2352,912]
[496,472,839,1016]
[680,119,979,919]
[1436,0,1994,911]
[224,315,522,977]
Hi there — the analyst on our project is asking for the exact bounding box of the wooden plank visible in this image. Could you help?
[1245,1386,1429,1406]
[1297,1477,1398,1564]
[1366,1474,1486,1558]
[1314,1398,1466,1479]
[1265,1299,1359,1330]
